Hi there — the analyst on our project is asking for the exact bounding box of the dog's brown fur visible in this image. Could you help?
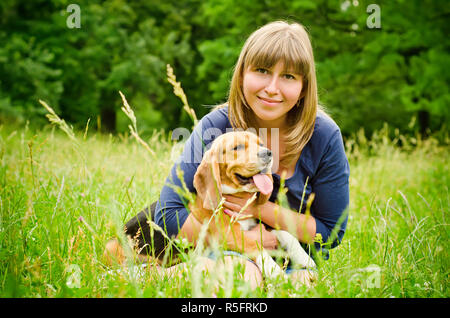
[103,131,273,266]
[189,131,273,255]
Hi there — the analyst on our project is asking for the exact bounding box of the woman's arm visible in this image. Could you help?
[177,212,279,250]
[223,195,316,244]
[308,129,350,248]
[223,129,350,248]
[260,201,317,243]
[155,113,213,239]
[176,213,203,244]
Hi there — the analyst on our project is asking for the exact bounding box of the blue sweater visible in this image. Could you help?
[155,106,350,249]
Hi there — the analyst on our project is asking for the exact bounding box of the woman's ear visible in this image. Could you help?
[193,149,222,210]
[298,76,308,101]
[298,90,306,104]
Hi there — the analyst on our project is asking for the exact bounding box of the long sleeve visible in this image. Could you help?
[310,129,350,248]
[154,107,231,238]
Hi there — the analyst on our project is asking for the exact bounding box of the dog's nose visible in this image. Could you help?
[257,148,272,163]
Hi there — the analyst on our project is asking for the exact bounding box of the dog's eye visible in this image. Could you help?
[232,144,245,151]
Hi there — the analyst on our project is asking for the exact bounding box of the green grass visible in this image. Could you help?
[0,120,448,298]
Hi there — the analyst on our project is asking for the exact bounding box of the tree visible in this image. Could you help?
[0,0,448,137]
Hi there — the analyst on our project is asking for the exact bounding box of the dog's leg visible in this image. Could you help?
[255,249,287,280]
[272,230,316,268]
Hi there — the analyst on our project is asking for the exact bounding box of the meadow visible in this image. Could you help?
[0,109,448,298]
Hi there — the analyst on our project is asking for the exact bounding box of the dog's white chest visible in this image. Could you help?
[220,185,258,231]
[238,218,258,231]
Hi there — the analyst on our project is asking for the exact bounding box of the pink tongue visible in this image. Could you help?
[252,174,273,195]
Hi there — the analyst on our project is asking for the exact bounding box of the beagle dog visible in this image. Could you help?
[104,131,315,279]
[190,131,316,278]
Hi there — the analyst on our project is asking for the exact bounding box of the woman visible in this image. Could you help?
[152,20,349,287]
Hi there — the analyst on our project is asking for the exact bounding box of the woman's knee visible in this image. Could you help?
[221,256,263,288]
[243,260,263,288]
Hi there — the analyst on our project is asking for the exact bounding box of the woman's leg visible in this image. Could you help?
[159,256,262,292]
[123,205,263,291]
[221,256,263,290]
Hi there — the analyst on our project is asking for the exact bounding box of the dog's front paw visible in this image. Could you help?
[255,250,285,279]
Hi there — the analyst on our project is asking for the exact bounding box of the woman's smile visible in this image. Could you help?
[243,61,303,126]
[257,96,283,106]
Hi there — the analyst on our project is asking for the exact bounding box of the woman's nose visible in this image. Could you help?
[264,76,279,95]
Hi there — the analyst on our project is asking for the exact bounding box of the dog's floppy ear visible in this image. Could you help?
[193,148,222,210]
[256,174,273,205]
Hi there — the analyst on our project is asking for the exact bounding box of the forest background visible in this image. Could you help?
[1,0,448,139]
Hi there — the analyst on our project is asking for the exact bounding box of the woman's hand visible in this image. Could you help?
[223,193,262,218]
[223,193,278,250]
[244,223,278,250]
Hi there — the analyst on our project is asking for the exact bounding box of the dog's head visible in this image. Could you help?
[193,131,273,210]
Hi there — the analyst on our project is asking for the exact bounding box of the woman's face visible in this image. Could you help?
[242,60,303,128]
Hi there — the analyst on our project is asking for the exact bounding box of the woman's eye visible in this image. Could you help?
[256,68,268,74]
[284,74,296,80]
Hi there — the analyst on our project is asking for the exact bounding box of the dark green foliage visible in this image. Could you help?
[0,0,448,136]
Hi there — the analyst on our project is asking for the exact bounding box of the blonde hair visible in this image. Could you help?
[222,20,320,167]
